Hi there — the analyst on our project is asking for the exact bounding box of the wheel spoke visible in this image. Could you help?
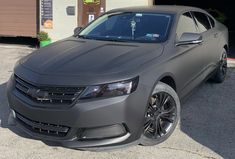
[144,117,154,132]
[155,119,166,136]
[162,106,176,114]
[147,105,155,114]
[222,68,226,75]
[160,123,167,134]
[160,93,167,107]
[163,95,170,106]
[151,119,157,134]
[222,68,226,74]
[160,115,174,123]
[149,97,158,113]
[155,93,167,111]
[155,119,161,136]
[222,61,227,74]
[221,53,227,75]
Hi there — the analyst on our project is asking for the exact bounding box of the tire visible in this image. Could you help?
[210,48,227,83]
[140,82,180,146]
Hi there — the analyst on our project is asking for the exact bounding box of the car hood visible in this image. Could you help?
[20,37,164,76]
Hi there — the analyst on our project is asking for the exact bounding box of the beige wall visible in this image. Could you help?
[40,0,78,42]
[106,0,153,11]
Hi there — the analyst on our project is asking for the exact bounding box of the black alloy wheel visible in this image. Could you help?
[220,52,227,78]
[140,82,180,146]
[144,92,177,139]
[211,48,228,83]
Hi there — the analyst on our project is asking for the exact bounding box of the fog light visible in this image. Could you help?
[79,124,127,140]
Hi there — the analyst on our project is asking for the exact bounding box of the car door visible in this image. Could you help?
[174,12,206,97]
[192,11,219,75]
[207,15,222,66]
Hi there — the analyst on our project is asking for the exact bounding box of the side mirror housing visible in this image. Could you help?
[176,33,203,46]
[74,27,83,35]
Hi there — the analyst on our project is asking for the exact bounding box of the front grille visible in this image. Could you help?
[16,113,70,137]
[14,75,84,105]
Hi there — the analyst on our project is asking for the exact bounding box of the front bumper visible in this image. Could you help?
[7,74,150,148]
[8,109,131,148]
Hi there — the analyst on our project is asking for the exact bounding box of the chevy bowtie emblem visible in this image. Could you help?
[26,88,50,101]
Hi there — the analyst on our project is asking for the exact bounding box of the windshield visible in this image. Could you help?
[78,12,173,43]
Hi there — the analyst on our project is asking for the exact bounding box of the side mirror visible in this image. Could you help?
[176,33,203,46]
[74,27,83,35]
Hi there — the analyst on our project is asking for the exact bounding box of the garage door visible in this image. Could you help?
[0,0,38,37]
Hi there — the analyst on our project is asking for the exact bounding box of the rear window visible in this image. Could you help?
[208,16,215,28]
[193,12,211,32]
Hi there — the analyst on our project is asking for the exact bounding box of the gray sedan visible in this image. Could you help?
[7,5,228,149]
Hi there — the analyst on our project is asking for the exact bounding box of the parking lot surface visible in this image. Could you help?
[0,45,234,159]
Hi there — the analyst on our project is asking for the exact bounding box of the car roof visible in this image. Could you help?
[108,5,204,14]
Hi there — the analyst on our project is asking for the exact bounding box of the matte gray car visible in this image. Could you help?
[7,5,228,149]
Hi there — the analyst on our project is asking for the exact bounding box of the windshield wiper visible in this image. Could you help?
[76,35,132,42]
[76,35,89,39]
[104,38,130,42]
[76,35,101,41]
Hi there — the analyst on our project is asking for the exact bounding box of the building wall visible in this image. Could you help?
[40,0,153,42]
[106,0,153,11]
[0,0,38,37]
[40,0,78,42]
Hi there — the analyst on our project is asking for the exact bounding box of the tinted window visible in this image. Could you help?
[208,16,215,28]
[193,12,211,32]
[79,12,173,43]
[176,12,198,39]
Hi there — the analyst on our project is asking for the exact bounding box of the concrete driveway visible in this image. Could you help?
[0,45,235,159]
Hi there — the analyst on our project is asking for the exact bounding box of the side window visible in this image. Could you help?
[208,16,215,28]
[176,12,198,40]
[193,12,211,32]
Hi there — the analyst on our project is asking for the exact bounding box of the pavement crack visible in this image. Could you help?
[160,146,218,159]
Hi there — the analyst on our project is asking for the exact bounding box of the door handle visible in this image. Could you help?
[214,33,218,38]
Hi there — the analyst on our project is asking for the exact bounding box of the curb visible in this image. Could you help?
[227,58,235,61]
[0,44,36,51]
[228,58,235,68]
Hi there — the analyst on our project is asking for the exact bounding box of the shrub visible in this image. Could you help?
[37,31,51,41]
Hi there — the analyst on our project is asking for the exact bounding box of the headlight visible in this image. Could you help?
[79,77,139,99]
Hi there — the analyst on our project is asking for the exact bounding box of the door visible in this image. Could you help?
[192,12,220,73]
[78,0,105,27]
[174,12,206,96]
[0,0,38,37]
